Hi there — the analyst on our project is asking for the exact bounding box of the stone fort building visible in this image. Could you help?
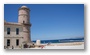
[4,6,31,49]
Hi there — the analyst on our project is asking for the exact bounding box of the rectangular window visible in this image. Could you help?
[16,28,19,35]
[23,21,25,23]
[16,39,19,46]
[7,28,10,35]
[7,39,10,46]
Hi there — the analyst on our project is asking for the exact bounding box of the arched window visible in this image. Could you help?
[16,28,19,35]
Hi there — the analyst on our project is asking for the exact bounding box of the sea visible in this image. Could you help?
[32,37,84,44]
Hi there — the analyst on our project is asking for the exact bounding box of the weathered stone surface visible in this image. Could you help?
[4,6,31,49]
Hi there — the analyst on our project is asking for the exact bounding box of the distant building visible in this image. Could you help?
[4,6,31,49]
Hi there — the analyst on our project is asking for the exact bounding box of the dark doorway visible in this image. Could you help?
[16,39,19,46]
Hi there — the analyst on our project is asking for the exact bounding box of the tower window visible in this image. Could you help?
[16,28,19,35]
[23,21,25,23]
[7,39,10,46]
[7,28,10,35]
[16,39,19,46]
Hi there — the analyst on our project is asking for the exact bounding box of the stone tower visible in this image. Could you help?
[18,6,31,43]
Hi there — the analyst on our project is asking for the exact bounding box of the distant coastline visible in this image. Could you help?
[32,37,84,44]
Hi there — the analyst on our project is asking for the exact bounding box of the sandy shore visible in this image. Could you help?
[10,42,84,49]
[45,42,84,46]
[30,42,84,49]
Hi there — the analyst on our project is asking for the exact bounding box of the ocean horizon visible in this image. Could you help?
[32,37,84,44]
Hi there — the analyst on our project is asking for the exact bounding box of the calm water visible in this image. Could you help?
[32,37,84,44]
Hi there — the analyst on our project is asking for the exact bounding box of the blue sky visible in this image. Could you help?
[4,4,84,40]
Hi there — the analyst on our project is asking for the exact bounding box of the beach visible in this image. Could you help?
[29,42,84,49]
